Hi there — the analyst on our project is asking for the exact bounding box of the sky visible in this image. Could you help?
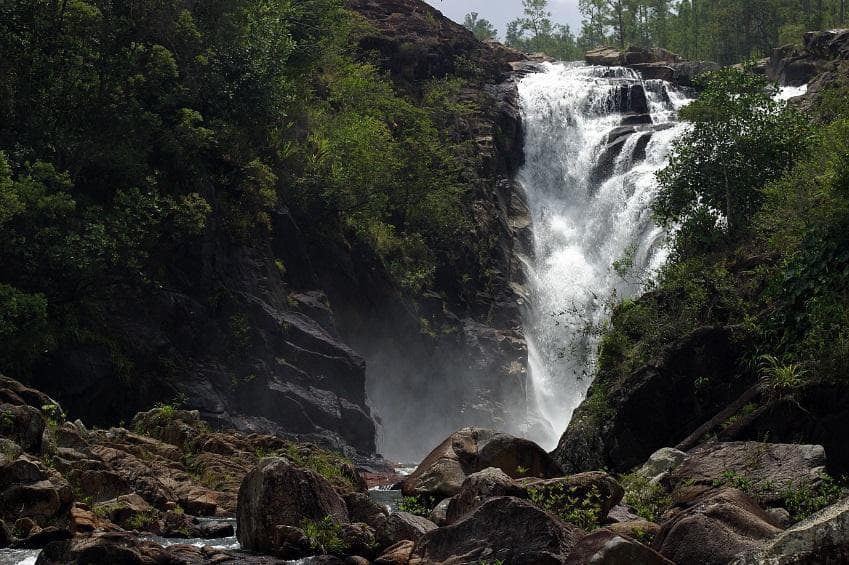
[423,0,584,40]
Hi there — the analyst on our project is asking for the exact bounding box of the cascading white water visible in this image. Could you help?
[516,63,691,450]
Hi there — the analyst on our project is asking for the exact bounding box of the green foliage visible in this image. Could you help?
[655,66,811,248]
[399,494,439,518]
[506,0,582,60]
[527,482,602,530]
[464,13,497,41]
[780,473,846,522]
[300,516,346,555]
[0,0,493,380]
[757,354,806,397]
[620,472,672,522]
[283,443,360,491]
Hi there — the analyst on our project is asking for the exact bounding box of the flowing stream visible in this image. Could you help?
[517,63,691,450]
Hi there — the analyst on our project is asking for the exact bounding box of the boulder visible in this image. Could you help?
[94,493,157,531]
[586,47,625,66]
[130,408,203,448]
[410,497,585,564]
[445,467,525,524]
[519,472,625,522]
[273,525,313,560]
[606,520,662,543]
[732,496,849,564]
[653,488,782,565]
[376,512,437,549]
[345,492,389,529]
[0,456,73,527]
[36,530,282,564]
[402,428,561,498]
[566,530,673,564]
[630,61,720,86]
[375,540,415,565]
[342,522,378,558]
[429,498,451,526]
[669,442,827,505]
[637,447,689,482]
[236,457,349,553]
[11,526,73,549]
[0,404,45,454]
[0,375,56,408]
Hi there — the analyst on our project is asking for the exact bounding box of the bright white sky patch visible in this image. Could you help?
[423,0,583,40]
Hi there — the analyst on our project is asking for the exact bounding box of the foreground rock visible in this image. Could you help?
[237,457,349,554]
[36,531,287,564]
[402,428,562,498]
[411,496,585,564]
[653,488,782,565]
[0,455,73,529]
[444,467,624,528]
[732,496,849,564]
[669,442,827,505]
[566,530,673,564]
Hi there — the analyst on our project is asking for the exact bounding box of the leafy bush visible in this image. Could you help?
[527,483,602,530]
[780,473,846,522]
[300,516,346,555]
[399,494,439,518]
[619,472,672,523]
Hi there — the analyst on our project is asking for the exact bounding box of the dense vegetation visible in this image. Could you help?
[0,0,491,377]
[596,65,849,401]
[470,0,849,64]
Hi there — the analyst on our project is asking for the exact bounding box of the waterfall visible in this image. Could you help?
[516,63,692,450]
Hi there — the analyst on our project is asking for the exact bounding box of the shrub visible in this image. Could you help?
[300,516,346,555]
[619,472,672,523]
[527,483,602,530]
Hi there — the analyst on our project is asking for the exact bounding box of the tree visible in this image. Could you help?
[464,12,497,41]
[654,67,811,249]
[506,0,582,60]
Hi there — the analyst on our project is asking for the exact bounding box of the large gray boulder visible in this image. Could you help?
[236,457,348,553]
[445,467,525,524]
[732,496,849,564]
[670,442,827,505]
[376,511,437,549]
[653,488,782,565]
[402,428,561,498]
[410,496,585,564]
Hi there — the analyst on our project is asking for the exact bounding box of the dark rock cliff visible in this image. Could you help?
[23,0,532,460]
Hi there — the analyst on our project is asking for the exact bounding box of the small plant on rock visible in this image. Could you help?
[758,354,806,398]
[399,494,438,518]
[527,483,601,530]
[300,516,346,555]
[619,472,672,523]
[780,473,845,522]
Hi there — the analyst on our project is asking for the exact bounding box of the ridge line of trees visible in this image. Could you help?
[463,0,849,64]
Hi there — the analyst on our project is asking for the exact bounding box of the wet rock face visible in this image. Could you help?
[554,326,752,474]
[236,457,349,554]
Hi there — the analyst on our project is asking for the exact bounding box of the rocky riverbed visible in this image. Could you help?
[2,374,849,564]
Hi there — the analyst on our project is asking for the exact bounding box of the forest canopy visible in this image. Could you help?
[469,0,849,64]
